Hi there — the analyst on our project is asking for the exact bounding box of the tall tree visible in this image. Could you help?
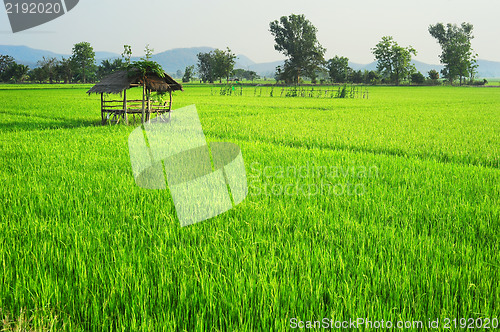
[183,65,195,83]
[5,63,29,83]
[197,51,215,83]
[428,22,477,85]
[269,14,325,84]
[0,55,15,82]
[326,56,350,83]
[37,56,58,83]
[71,42,95,83]
[372,36,416,85]
[58,57,74,84]
[29,67,46,83]
[213,48,236,83]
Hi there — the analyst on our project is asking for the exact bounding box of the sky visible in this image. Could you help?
[0,0,499,65]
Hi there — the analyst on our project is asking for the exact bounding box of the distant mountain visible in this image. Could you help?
[235,54,256,69]
[1,44,500,78]
[0,45,66,67]
[149,47,214,73]
[476,59,500,78]
[95,51,120,61]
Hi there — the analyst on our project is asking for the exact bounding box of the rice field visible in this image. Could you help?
[0,83,499,331]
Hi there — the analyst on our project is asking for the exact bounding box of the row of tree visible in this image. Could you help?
[0,43,164,84]
[0,18,479,86]
[0,42,98,84]
[269,14,478,85]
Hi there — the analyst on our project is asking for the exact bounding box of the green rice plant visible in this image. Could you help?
[0,84,498,331]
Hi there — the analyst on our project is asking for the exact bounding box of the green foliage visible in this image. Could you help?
[3,62,29,83]
[0,55,15,82]
[128,59,165,79]
[36,56,58,84]
[411,72,425,84]
[197,51,215,83]
[142,44,154,61]
[197,48,236,83]
[57,57,75,84]
[327,56,350,83]
[121,45,133,65]
[269,14,326,83]
[428,69,440,80]
[372,36,417,85]
[428,22,477,85]
[232,69,259,82]
[71,41,96,84]
[97,58,125,79]
[182,65,195,83]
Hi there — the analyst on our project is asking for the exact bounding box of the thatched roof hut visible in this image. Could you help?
[87,69,183,125]
[87,69,183,95]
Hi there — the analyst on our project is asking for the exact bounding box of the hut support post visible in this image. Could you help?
[101,93,104,124]
[141,83,146,124]
[169,91,172,111]
[123,89,128,125]
[147,88,151,122]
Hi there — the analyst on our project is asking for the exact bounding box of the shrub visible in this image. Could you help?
[411,72,425,85]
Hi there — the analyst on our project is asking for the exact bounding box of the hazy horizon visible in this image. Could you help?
[1,0,499,65]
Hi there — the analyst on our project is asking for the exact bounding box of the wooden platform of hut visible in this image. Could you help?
[87,70,183,125]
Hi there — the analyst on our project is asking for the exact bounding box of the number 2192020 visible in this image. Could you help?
[5,2,62,14]
[443,318,498,329]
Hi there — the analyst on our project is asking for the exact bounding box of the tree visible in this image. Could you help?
[372,36,416,85]
[213,48,236,83]
[182,65,195,83]
[71,42,95,83]
[429,23,477,85]
[367,70,380,84]
[29,67,45,83]
[197,51,215,83]
[122,45,133,65]
[350,70,364,84]
[143,44,154,61]
[326,56,350,83]
[57,57,74,84]
[243,70,258,82]
[411,72,425,85]
[428,69,439,80]
[5,62,29,83]
[269,14,325,84]
[196,48,236,83]
[97,58,124,79]
[37,56,58,83]
[232,69,259,82]
[0,55,15,82]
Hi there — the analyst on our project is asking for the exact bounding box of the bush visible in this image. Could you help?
[470,79,487,86]
[411,72,425,85]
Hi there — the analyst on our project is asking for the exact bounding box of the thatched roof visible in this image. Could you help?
[87,70,183,94]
